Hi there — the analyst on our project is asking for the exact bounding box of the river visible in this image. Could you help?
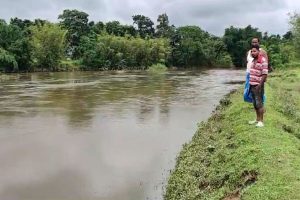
[0,69,244,200]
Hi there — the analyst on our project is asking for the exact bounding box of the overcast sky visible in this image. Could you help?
[0,0,299,36]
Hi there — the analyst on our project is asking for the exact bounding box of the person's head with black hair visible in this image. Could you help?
[251,37,260,46]
[251,44,260,58]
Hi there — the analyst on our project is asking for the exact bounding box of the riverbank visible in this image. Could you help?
[164,68,300,200]
[0,64,233,74]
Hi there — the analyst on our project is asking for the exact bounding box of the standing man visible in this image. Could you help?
[246,37,268,73]
[248,44,268,127]
[244,37,268,104]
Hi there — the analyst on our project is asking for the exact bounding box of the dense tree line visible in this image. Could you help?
[223,25,298,69]
[290,13,300,60]
[0,9,299,72]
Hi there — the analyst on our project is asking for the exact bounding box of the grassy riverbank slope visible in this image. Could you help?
[165,68,300,200]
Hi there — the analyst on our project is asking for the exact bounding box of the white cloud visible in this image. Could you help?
[0,0,299,36]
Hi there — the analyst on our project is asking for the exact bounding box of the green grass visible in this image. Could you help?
[58,59,82,71]
[147,63,168,73]
[285,61,300,68]
[164,68,300,200]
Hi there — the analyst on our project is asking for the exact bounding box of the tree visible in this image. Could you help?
[104,21,137,37]
[8,34,32,71]
[30,23,66,71]
[34,19,47,27]
[283,31,293,41]
[79,33,171,70]
[223,25,262,67]
[0,20,32,71]
[0,48,17,72]
[132,15,154,38]
[92,21,104,34]
[156,13,174,38]
[58,9,89,58]
[123,25,137,37]
[261,31,296,68]
[171,26,208,66]
[10,17,33,30]
[290,13,300,58]
[169,26,231,68]
[105,21,125,36]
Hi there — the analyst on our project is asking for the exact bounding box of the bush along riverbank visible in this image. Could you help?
[164,68,300,200]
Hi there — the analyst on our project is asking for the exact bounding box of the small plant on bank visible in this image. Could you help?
[147,63,168,73]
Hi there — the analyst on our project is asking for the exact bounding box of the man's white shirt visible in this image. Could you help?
[246,50,253,73]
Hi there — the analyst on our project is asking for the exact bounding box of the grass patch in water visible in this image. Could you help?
[147,63,168,74]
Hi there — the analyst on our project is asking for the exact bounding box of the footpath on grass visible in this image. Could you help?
[165,68,300,200]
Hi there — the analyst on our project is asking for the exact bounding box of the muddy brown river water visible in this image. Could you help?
[0,69,245,200]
